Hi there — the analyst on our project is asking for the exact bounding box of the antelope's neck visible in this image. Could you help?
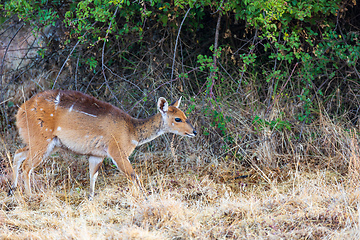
[132,113,166,146]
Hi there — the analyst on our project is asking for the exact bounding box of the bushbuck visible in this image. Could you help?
[8,90,197,199]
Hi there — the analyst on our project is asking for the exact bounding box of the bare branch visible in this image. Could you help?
[265,62,299,115]
[52,22,97,89]
[170,7,192,98]
[101,7,124,108]
[52,39,80,90]
[130,67,199,111]
[207,14,221,99]
[0,23,24,94]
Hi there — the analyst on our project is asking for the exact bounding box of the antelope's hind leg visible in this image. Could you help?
[88,156,104,200]
[8,147,29,196]
[21,139,57,195]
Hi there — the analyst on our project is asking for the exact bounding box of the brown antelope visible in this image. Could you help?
[8,90,196,199]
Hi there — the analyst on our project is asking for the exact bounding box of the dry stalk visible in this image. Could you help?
[348,130,360,184]
[170,134,178,163]
[257,127,275,167]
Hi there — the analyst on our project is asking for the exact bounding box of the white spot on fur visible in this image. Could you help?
[47,139,51,142]
[55,93,60,105]
[172,123,174,126]
[49,129,53,132]
[76,110,97,118]
[131,140,139,146]
[50,113,53,117]
[85,135,89,138]
[69,104,74,112]
[40,108,43,111]
[45,128,48,131]
[57,126,61,131]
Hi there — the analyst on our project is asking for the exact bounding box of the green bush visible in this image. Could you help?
[3,0,358,138]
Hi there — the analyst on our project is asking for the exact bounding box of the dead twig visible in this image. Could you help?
[207,14,221,100]
[52,38,81,89]
[0,22,24,98]
[265,62,299,115]
[52,22,97,89]
[130,67,199,111]
[170,7,192,98]
[101,7,124,108]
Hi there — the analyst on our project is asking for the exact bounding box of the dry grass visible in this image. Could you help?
[0,166,359,239]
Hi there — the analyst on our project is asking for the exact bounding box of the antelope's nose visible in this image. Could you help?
[193,130,197,136]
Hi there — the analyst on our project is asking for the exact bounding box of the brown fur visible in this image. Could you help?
[9,90,196,198]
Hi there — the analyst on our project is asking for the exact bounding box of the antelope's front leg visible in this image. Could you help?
[107,144,146,197]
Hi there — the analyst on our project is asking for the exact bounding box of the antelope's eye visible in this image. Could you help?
[175,118,182,122]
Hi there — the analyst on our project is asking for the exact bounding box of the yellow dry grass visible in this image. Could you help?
[0,154,359,239]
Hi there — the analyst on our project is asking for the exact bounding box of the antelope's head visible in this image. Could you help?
[157,97,197,137]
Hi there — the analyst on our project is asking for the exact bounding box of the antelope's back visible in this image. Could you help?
[16,90,129,146]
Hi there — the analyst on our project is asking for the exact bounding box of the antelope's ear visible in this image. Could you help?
[157,97,168,113]
[170,96,182,108]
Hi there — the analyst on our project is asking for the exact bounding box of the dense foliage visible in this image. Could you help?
[1,0,359,151]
